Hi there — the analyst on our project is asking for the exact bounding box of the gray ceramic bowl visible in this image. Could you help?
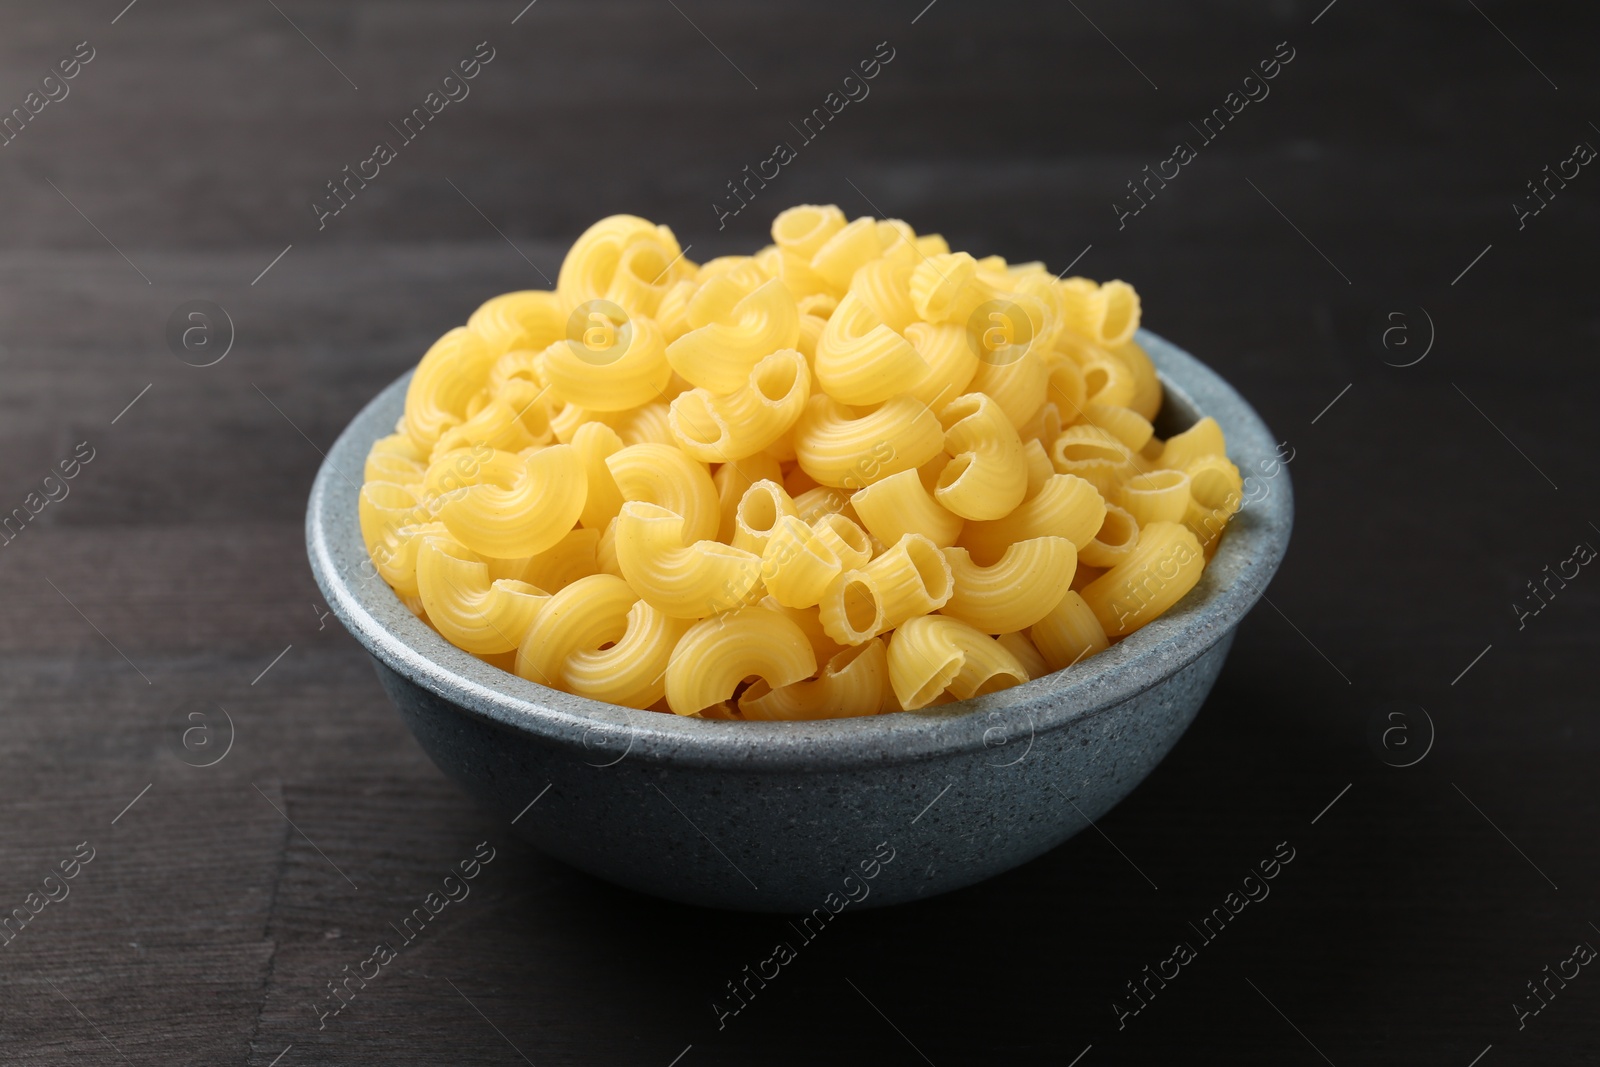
[307,329,1291,912]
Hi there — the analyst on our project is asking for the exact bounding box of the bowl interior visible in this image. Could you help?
[307,329,1293,770]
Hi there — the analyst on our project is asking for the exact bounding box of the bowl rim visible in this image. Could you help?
[307,328,1292,771]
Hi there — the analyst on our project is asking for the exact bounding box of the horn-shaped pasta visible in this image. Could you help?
[1057,277,1141,348]
[1116,468,1191,527]
[404,327,495,448]
[1078,502,1141,569]
[996,630,1050,681]
[467,290,566,357]
[772,204,847,259]
[904,322,980,412]
[1182,454,1244,554]
[1078,521,1205,637]
[360,481,421,558]
[738,639,890,720]
[375,520,450,598]
[810,512,872,569]
[365,434,427,485]
[572,422,626,531]
[886,615,1028,709]
[792,395,944,489]
[540,315,671,412]
[730,479,798,555]
[522,526,602,592]
[557,215,688,311]
[910,252,990,324]
[849,257,917,332]
[940,537,1078,634]
[1158,416,1227,471]
[850,468,964,549]
[561,599,691,708]
[714,454,784,541]
[666,278,800,393]
[1110,338,1163,421]
[432,394,548,460]
[614,502,764,619]
[818,533,952,646]
[1050,425,1139,499]
[669,348,810,462]
[813,291,929,406]
[515,573,634,688]
[1021,438,1055,497]
[605,443,720,543]
[1029,590,1110,671]
[664,606,818,715]
[417,535,550,654]
[437,446,587,559]
[935,393,1029,520]
[960,473,1107,565]
[967,341,1050,431]
[809,216,882,289]
[760,515,844,609]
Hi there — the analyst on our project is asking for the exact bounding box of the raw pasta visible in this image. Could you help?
[361,207,1238,717]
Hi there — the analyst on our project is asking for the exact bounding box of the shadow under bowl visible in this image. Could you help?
[307,329,1292,912]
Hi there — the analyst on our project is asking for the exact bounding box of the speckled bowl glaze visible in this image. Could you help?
[308,329,1292,911]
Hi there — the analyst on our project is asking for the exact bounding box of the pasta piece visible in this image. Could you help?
[760,515,846,609]
[791,485,853,524]
[940,537,1078,634]
[729,479,798,555]
[572,422,626,531]
[792,394,943,489]
[1078,503,1140,569]
[557,214,689,313]
[562,599,690,708]
[540,314,671,412]
[960,473,1107,565]
[909,252,989,325]
[605,443,720,544]
[1182,454,1245,553]
[809,216,882,289]
[515,573,636,687]
[818,533,952,645]
[666,278,800,393]
[403,327,495,448]
[1021,438,1055,497]
[1116,468,1191,527]
[935,393,1028,521]
[467,290,565,357]
[1159,416,1227,471]
[996,630,1049,681]
[886,615,1028,709]
[614,502,763,619]
[810,512,872,570]
[1078,522,1205,637]
[432,394,547,460]
[1050,425,1139,498]
[1029,590,1110,671]
[669,347,810,461]
[772,204,847,259]
[1110,338,1163,421]
[663,605,818,715]
[417,535,550,654]
[738,640,890,720]
[1057,277,1141,348]
[813,291,928,406]
[437,446,587,559]
[904,322,979,412]
[758,596,849,665]
[713,453,784,542]
[849,256,918,332]
[1078,403,1154,454]
[850,468,964,549]
[967,342,1050,431]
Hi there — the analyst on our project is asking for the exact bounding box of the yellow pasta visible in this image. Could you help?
[1029,590,1110,671]
[605,443,720,544]
[940,537,1078,634]
[668,347,810,462]
[664,605,817,715]
[792,394,944,489]
[960,473,1107,565]
[813,291,928,406]
[614,502,763,619]
[666,278,800,393]
[437,446,587,559]
[935,393,1028,520]
[738,639,890,720]
[416,535,549,655]
[539,313,671,412]
[851,469,964,549]
[1078,521,1205,638]
[886,615,1029,709]
[364,208,1234,720]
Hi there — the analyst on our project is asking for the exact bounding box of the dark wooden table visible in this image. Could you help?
[2,1,1596,1063]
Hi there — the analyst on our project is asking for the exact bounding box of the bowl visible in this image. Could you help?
[307,329,1292,911]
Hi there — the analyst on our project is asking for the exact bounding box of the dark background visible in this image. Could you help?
[2,1,1596,1063]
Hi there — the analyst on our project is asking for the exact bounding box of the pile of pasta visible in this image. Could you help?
[359,207,1241,719]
